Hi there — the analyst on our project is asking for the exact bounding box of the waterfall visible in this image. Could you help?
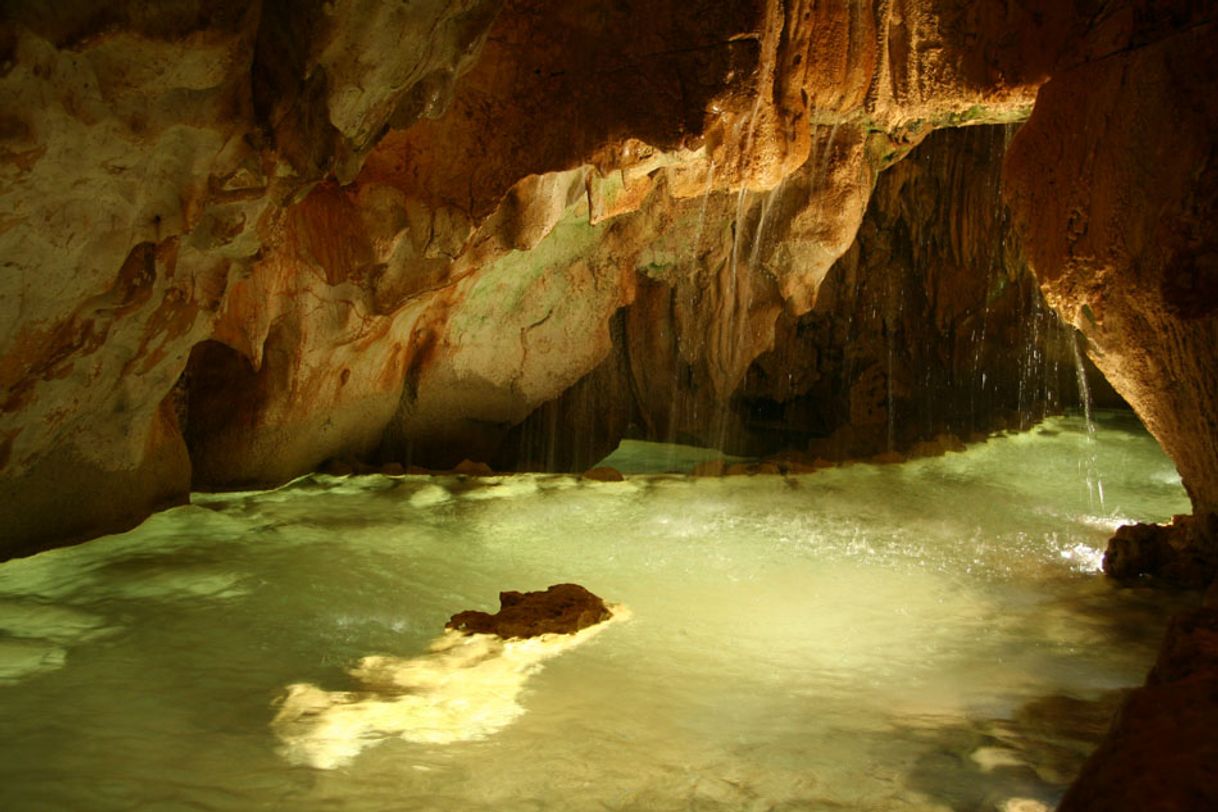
[1071,334,1106,511]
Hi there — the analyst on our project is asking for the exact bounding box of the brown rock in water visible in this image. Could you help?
[690,459,726,477]
[321,459,356,477]
[447,584,612,639]
[582,466,624,482]
[784,461,821,475]
[907,440,947,459]
[1058,606,1218,812]
[1103,514,1218,590]
[907,434,967,459]
[451,459,495,477]
[934,434,967,453]
[1147,608,1218,685]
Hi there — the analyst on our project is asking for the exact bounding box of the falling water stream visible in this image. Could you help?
[1070,339,1106,512]
[0,412,1193,811]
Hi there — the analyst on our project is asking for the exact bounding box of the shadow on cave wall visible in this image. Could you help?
[179,339,265,487]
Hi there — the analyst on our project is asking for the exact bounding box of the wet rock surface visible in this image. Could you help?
[1148,606,1218,685]
[581,466,624,482]
[446,584,612,639]
[1005,12,1218,519]
[1058,605,1218,812]
[1104,514,1218,590]
[501,125,1091,471]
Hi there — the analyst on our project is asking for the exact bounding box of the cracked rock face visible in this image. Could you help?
[1,0,1215,562]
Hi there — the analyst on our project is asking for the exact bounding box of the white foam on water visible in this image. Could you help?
[457,478,540,501]
[272,607,629,769]
[409,484,452,508]
[1058,542,1106,573]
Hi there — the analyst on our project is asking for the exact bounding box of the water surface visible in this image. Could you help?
[0,412,1195,810]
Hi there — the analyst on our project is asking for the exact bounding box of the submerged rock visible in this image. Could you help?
[447,584,612,639]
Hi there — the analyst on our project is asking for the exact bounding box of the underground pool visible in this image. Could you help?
[0,411,1196,811]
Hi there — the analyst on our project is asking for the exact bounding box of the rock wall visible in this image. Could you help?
[1005,15,1218,523]
[743,124,1089,461]
[0,0,1214,562]
[1058,597,1218,812]
[501,124,1089,471]
[1001,13,1218,805]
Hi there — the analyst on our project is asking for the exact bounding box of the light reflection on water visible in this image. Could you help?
[0,412,1198,810]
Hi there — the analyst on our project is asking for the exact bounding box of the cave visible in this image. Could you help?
[1,1,1216,809]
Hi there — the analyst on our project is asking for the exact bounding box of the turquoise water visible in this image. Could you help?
[0,412,1195,810]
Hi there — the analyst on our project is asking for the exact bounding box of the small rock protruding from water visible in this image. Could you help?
[452,459,495,477]
[773,459,819,474]
[582,466,624,482]
[711,454,835,475]
[691,459,727,477]
[1103,513,1218,589]
[907,433,968,458]
[446,584,613,639]
[320,459,356,476]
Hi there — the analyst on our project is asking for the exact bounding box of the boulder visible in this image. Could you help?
[321,459,356,477]
[1058,606,1218,811]
[1103,514,1218,589]
[446,583,612,639]
[452,459,495,477]
[690,459,726,477]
